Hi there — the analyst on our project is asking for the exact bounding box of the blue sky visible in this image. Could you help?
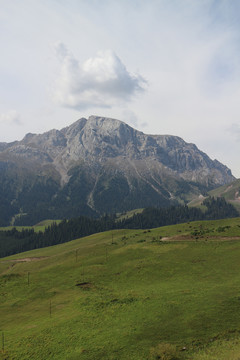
[1,0,240,177]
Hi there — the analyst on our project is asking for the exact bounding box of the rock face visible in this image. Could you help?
[0,115,235,225]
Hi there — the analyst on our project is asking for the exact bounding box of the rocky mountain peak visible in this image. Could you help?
[0,115,236,225]
[0,115,235,185]
[61,117,87,138]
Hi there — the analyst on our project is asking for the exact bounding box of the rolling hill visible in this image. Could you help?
[188,178,240,213]
[1,218,240,359]
[209,178,240,211]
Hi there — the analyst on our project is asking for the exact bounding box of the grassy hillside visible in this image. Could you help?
[187,195,207,209]
[116,208,144,221]
[188,179,240,214]
[0,219,61,233]
[1,219,240,359]
[208,179,240,213]
[209,179,240,198]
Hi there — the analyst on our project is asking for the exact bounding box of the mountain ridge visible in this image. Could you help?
[1,115,233,183]
[0,115,235,225]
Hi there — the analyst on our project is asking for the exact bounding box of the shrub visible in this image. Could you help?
[137,239,146,243]
[149,342,180,360]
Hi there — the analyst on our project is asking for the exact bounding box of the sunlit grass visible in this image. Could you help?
[0,219,240,359]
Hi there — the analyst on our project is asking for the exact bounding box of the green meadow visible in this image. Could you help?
[1,218,240,359]
[0,219,62,233]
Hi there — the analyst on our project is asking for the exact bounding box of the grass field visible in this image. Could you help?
[1,218,240,359]
[0,219,62,233]
[116,208,144,221]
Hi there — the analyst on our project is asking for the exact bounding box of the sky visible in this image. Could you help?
[1,0,240,177]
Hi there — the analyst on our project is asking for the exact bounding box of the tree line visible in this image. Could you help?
[0,197,238,258]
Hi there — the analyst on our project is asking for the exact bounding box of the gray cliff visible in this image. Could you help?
[0,115,235,224]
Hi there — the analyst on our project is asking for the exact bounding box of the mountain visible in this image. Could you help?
[0,115,235,225]
[188,178,240,213]
[208,179,240,212]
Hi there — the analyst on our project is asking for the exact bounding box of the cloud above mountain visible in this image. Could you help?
[228,123,240,141]
[53,43,146,110]
[0,110,21,125]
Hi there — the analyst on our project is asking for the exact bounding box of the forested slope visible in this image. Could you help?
[0,197,238,258]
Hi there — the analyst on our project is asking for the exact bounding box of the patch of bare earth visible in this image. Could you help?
[1,256,48,264]
[161,235,240,242]
[161,235,195,242]
[223,184,233,194]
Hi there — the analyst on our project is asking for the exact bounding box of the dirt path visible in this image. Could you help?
[0,256,48,264]
[161,235,240,242]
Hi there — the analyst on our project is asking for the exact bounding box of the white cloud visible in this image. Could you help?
[0,110,22,125]
[228,123,240,142]
[55,42,69,61]
[53,43,146,109]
